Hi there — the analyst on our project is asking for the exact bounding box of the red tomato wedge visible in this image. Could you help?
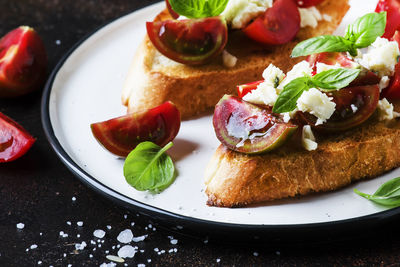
[243,0,300,45]
[375,0,400,39]
[146,17,228,65]
[91,102,181,157]
[296,0,325,7]
[300,85,380,132]
[382,62,400,99]
[237,80,264,98]
[0,112,35,162]
[165,0,179,19]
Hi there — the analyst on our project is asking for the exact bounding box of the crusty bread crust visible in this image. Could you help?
[205,108,400,207]
[122,0,350,119]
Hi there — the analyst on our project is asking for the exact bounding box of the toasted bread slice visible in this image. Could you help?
[205,106,400,207]
[122,0,349,119]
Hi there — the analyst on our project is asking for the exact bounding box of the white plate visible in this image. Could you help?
[42,0,400,229]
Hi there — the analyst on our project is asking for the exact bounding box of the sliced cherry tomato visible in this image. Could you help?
[243,0,300,45]
[307,52,359,75]
[375,0,400,39]
[146,17,228,65]
[0,112,35,162]
[382,62,400,99]
[213,95,297,154]
[237,80,264,98]
[300,85,380,131]
[296,0,325,7]
[165,0,179,19]
[91,101,181,157]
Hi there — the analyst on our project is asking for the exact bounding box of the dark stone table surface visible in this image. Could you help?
[1,0,400,266]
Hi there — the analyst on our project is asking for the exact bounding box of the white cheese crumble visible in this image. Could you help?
[117,229,133,244]
[221,0,273,29]
[222,50,238,68]
[315,62,341,74]
[297,88,336,125]
[93,229,106,239]
[302,125,318,151]
[282,110,298,123]
[377,98,400,121]
[16,223,25,229]
[278,61,313,92]
[242,64,284,106]
[118,245,137,258]
[379,76,390,92]
[356,37,400,77]
[299,6,322,28]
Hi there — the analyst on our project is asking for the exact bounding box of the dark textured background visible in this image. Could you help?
[1,0,400,266]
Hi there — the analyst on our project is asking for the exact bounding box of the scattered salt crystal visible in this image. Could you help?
[138,264,145,267]
[112,246,115,249]
[147,259,151,263]
[154,248,159,252]
[63,253,67,257]
[89,254,93,258]
[107,225,112,230]
[38,261,42,265]
[93,248,96,251]
[132,235,147,242]
[276,251,281,255]
[59,231,64,236]
[98,244,102,248]
[93,229,106,239]
[117,229,133,244]
[161,250,165,254]
[67,264,72,267]
[39,232,42,236]
[63,233,69,238]
[118,245,137,258]
[16,223,25,229]
[25,248,29,252]
[106,255,125,263]
[30,244,38,249]
[124,214,128,219]
[140,250,144,253]
[77,221,83,227]
[153,228,156,231]
[105,250,109,254]
[97,240,101,243]
[72,197,76,201]
[77,234,80,238]
[75,241,87,250]
[170,239,178,245]
[117,244,120,248]
[176,226,183,230]
[173,248,177,252]
[99,263,116,267]
[148,224,152,228]
[90,240,96,245]
[204,239,209,244]
[253,252,259,256]
[66,221,71,226]
[101,240,105,243]
[216,258,221,263]
[168,249,173,253]
[55,40,61,45]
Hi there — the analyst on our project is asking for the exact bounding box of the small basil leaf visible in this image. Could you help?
[311,68,361,90]
[272,77,310,113]
[344,12,387,49]
[354,189,400,207]
[354,177,400,207]
[169,0,228,18]
[291,35,353,58]
[124,141,175,193]
[204,0,229,17]
[373,177,400,197]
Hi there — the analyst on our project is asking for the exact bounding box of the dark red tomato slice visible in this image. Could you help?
[146,17,228,65]
[375,0,400,39]
[213,95,297,154]
[296,0,325,7]
[307,52,358,75]
[165,0,179,19]
[300,85,380,131]
[0,112,35,162]
[237,80,264,98]
[382,62,400,99]
[91,101,181,157]
[243,0,300,45]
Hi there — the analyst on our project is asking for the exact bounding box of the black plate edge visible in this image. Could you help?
[40,2,400,243]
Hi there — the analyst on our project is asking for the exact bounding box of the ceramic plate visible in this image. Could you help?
[42,0,400,236]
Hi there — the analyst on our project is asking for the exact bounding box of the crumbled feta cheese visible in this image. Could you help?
[170,239,178,245]
[302,125,318,151]
[278,61,313,91]
[16,223,24,229]
[75,241,87,251]
[315,62,341,74]
[377,98,400,121]
[30,244,38,250]
[379,76,390,92]
[297,88,336,125]
[77,221,83,227]
[356,37,400,77]
[221,0,273,29]
[117,229,133,244]
[242,64,284,106]
[299,6,322,28]
[132,235,148,242]
[222,50,238,68]
[93,229,106,239]
[118,245,137,259]
[282,110,298,123]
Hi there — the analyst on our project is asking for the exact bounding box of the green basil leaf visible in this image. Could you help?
[169,0,228,18]
[124,141,175,193]
[291,35,354,58]
[272,77,310,113]
[344,12,387,49]
[311,68,361,90]
[354,177,400,207]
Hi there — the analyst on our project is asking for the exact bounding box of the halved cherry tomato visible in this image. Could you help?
[213,95,297,154]
[165,0,179,19]
[375,0,400,39]
[146,17,228,65]
[237,80,264,98]
[243,0,300,45]
[296,0,325,7]
[300,85,380,131]
[382,62,400,99]
[91,101,181,157]
[307,52,359,75]
[0,112,35,162]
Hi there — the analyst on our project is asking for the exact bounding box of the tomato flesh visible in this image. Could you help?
[375,0,400,39]
[91,102,181,157]
[237,80,264,98]
[213,95,297,154]
[0,112,35,162]
[307,52,359,75]
[296,0,325,7]
[243,0,300,45]
[0,26,47,97]
[146,17,228,65]
[300,85,380,131]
